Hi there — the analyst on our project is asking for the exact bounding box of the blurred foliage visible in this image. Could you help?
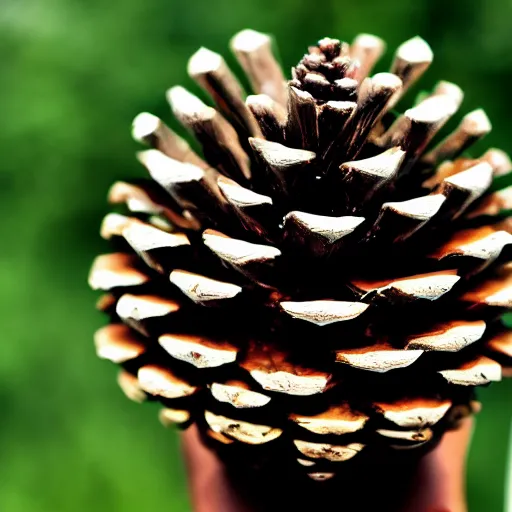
[1,0,512,510]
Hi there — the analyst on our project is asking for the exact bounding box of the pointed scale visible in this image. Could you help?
[203,229,281,288]
[249,137,316,197]
[116,294,181,336]
[187,47,262,137]
[283,211,365,257]
[217,175,276,241]
[137,149,228,227]
[423,109,492,166]
[108,181,200,231]
[132,112,207,168]
[323,73,403,167]
[350,34,386,82]
[240,342,333,396]
[230,29,288,107]
[334,147,406,214]
[388,36,433,108]
[167,86,252,183]
[285,86,319,151]
[246,94,286,143]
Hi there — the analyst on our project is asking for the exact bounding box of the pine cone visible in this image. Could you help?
[89,29,512,480]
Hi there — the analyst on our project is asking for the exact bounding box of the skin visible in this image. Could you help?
[182,419,472,512]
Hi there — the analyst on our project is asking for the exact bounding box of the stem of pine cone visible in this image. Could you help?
[182,419,472,512]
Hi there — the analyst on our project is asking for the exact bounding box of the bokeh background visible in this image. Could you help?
[2,0,512,510]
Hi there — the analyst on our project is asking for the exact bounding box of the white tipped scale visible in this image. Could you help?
[378,95,459,156]
[389,36,433,106]
[138,365,198,399]
[88,254,149,291]
[210,381,271,408]
[481,148,512,176]
[167,87,252,182]
[283,212,365,244]
[353,270,461,302]
[137,149,205,187]
[231,29,270,53]
[439,356,502,386]
[423,109,492,166]
[159,408,191,427]
[249,137,316,170]
[350,33,386,81]
[203,230,281,267]
[375,398,452,428]
[216,177,274,240]
[336,343,424,372]
[336,147,407,212]
[217,176,273,208]
[429,81,464,110]
[107,181,200,231]
[280,300,369,326]
[483,286,512,308]
[188,47,262,137]
[371,194,447,242]
[188,47,224,75]
[488,331,512,359]
[461,265,512,308]
[131,112,206,168]
[117,370,147,403]
[290,405,369,435]
[246,94,287,123]
[293,440,365,462]
[381,194,446,221]
[341,147,406,182]
[132,112,161,142]
[389,273,460,299]
[304,72,332,89]
[460,108,492,135]
[431,225,512,265]
[249,138,316,193]
[395,36,434,64]
[122,220,190,253]
[285,86,319,151]
[250,370,330,397]
[297,459,316,467]
[100,213,131,240]
[406,95,458,124]
[94,324,146,364]
[116,294,180,334]
[167,86,215,121]
[241,344,333,397]
[108,182,162,215]
[204,411,282,445]
[159,334,238,369]
[231,29,288,107]
[370,71,404,91]
[376,428,433,443]
[325,75,403,164]
[170,269,242,303]
[318,101,357,150]
[466,185,512,219]
[136,150,226,226]
[406,320,486,352]
[121,220,190,273]
[246,94,287,141]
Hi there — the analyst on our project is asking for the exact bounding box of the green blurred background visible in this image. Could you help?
[1,0,512,510]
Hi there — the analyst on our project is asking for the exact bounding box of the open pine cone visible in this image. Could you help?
[89,30,512,480]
